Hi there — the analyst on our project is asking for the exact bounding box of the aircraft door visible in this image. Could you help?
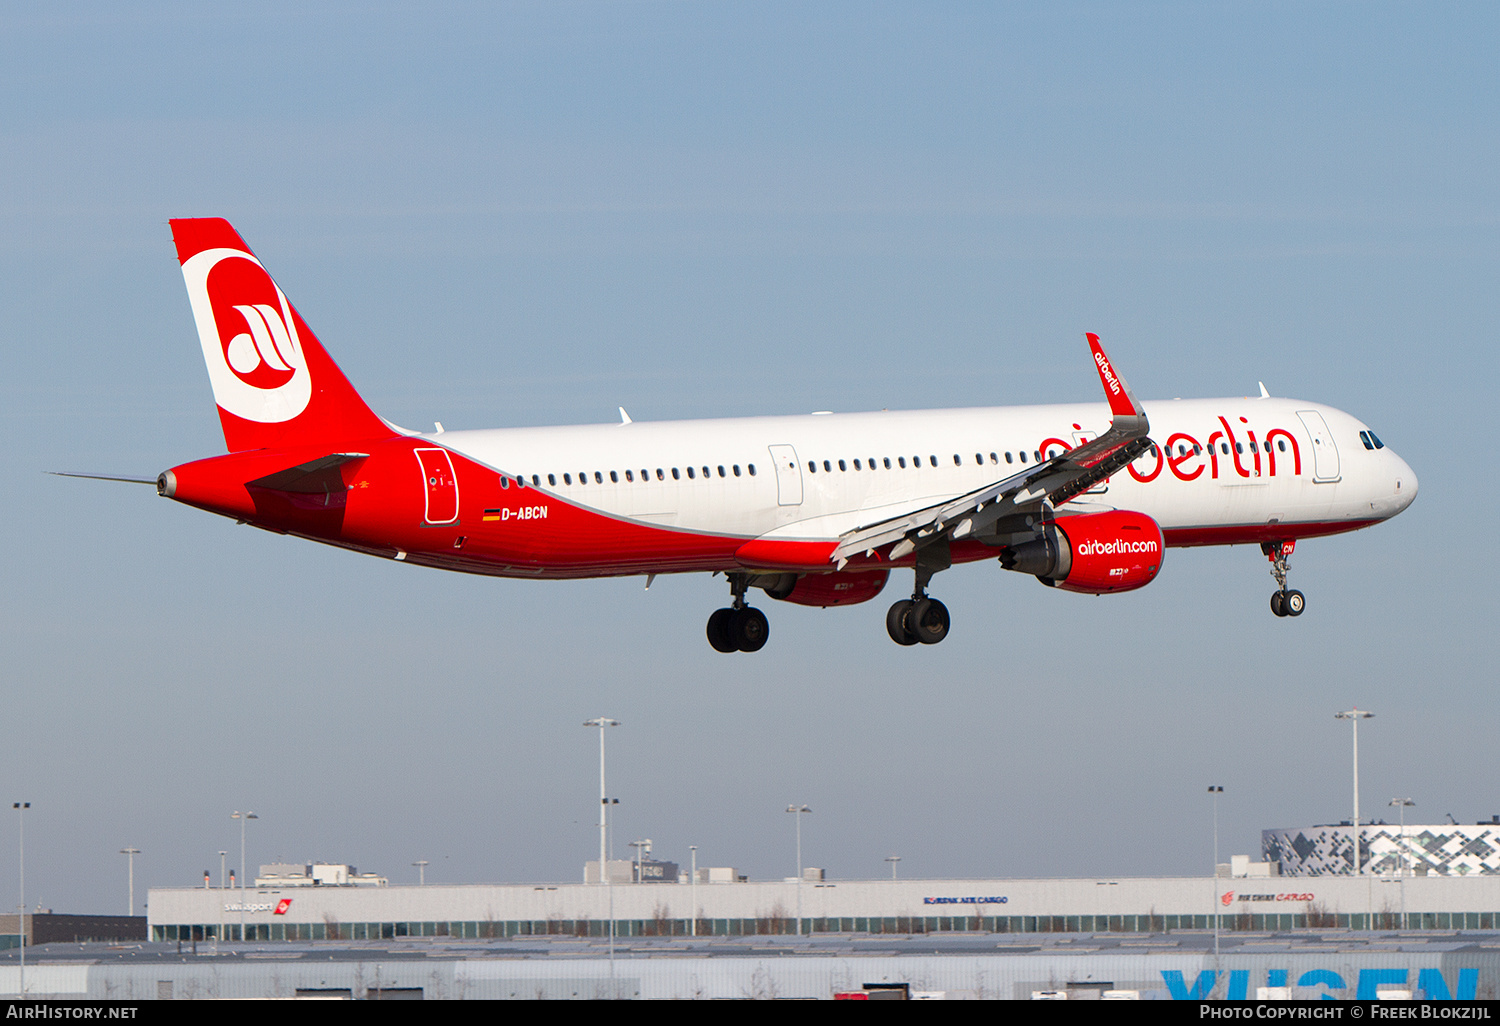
[1295,411,1341,482]
[767,444,803,506]
[415,447,460,523]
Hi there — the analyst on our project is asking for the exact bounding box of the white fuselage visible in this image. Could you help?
[431,396,1416,546]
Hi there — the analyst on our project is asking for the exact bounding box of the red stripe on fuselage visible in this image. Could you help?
[1163,520,1379,547]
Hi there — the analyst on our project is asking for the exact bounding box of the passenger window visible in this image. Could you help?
[531,475,540,486]
[853,459,861,470]
[824,460,832,472]
[672,468,680,480]
[929,456,937,467]
[610,471,619,483]
[989,452,998,464]
[500,477,509,490]
[687,466,695,479]
[625,470,633,482]
[656,468,665,480]
[838,460,846,472]
[717,465,726,477]
[702,467,710,478]
[1005,452,1013,464]
[808,462,817,473]
[548,474,557,486]
[1277,441,1285,452]
[563,473,572,485]
[898,457,906,468]
[1019,452,1027,463]
[733,465,741,477]
[1221,443,1229,455]
[748,464,756,475]
[883,457,891,469]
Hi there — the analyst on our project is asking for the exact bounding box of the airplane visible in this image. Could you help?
[75,218,1419,652]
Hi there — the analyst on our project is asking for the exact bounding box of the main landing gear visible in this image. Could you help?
[1263,540,1305,618]
[707,573,770,653]
[886,558,951,646]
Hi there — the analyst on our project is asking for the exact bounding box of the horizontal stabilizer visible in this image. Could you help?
[246,453,368,495]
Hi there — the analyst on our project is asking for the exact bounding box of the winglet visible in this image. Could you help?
[1086,333,1145,419]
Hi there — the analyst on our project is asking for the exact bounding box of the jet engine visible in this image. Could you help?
[759,569,890,607]
[1000,510,1164,594]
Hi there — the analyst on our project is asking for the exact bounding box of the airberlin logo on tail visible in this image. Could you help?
[180,248,312,424]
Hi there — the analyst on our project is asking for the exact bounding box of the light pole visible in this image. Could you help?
[231,811,257,941]
[583,717,620,981]
[216,851,227,954]
[1208,786,1223,958]
[689,846,698,937]
[1390,798,1415,927]
[1335,709,1374,875]
[13,803,28,996]
[119,848,140,917]
[885,855,901,881]
[583,718,620,882]
[630,840,651,883]
[413,860,429,886]
[786,804,811,937]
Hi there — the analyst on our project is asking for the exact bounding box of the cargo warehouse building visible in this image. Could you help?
[149,866,1500,943]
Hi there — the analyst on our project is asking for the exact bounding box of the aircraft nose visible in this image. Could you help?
[1391,452,1417,512]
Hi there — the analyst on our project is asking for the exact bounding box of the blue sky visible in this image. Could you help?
[0,3,1494,914]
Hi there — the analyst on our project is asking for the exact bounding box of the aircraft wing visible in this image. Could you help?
[830,334,1151,565]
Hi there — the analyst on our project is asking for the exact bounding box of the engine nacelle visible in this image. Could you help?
[761,569,890,607]
[1001,510,1164,594]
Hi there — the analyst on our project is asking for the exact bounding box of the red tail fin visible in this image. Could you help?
[170,218,397,452]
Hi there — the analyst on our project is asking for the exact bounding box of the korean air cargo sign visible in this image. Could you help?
[923,895,1008,905]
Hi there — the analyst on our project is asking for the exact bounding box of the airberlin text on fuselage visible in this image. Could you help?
[1044,413,1304,486]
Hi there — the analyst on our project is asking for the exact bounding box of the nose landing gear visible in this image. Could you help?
[1264,540,1305,618]
[707,573,770,652]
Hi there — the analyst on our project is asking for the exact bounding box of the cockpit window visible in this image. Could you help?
[1369,431,1384,449]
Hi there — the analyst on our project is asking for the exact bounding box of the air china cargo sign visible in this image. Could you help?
[923,895,1008,906]
[223,898,292,915]
[1220,890,1315,906]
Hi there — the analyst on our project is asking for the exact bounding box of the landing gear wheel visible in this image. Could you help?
[1270,591,1287,617]
[730,606,769,652]
[706,608,736,653]
[1284,589,1305,617]
[910,597,950,645]
[886,600,918,646]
